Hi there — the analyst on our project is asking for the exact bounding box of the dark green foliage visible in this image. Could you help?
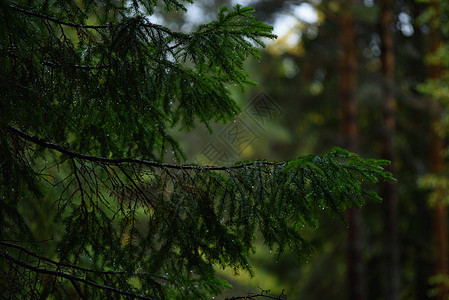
[0,0,394,298]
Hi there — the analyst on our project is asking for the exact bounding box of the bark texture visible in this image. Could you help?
[380,0,400,299]
[339,5,364,300]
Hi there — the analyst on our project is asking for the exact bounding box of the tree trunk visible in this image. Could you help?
[339,5,364,300]
[379,0,400,299]
[429,2,448,297]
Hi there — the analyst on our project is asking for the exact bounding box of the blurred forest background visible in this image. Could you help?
[158,0,449,299]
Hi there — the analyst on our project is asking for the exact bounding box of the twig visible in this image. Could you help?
[42,61,112,70]
[8,4,186,38]
[226,287,286,300]
[70,278,87,300]
[9,4,107,29]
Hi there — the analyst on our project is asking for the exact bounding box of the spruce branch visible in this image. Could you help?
[2,127,395,298]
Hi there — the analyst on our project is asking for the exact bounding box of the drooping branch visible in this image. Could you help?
[0,250,155,300]
[6,126,285,170]
[0,241,177,285]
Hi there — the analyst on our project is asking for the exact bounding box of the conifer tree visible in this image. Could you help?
[0,1,395,298]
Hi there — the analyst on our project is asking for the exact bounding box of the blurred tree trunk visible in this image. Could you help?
[379,0,400,299]
[429,1,448,299]
[339,3,364,300]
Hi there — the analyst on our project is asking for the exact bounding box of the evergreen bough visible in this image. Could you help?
[0,1,394,298]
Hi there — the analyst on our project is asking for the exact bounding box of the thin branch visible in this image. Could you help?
[0,241,177,288]
[227,287,286,300]
[9,5,109,29]
[70,279,87,300]
[226,293,286,300]
[0,251,155,300]
[8,4,186,38]
[117,165,164,222]
[6,126,285,170]
[72,159,87,208]
[0,241,125,276]
[42,61,112,70]
[1,237,54,244]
